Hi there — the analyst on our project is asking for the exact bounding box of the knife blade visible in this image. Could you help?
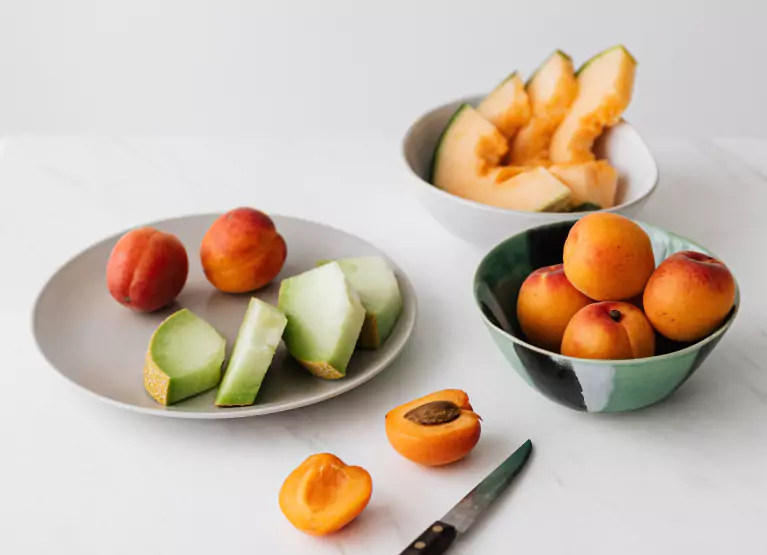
[398,439,533,555]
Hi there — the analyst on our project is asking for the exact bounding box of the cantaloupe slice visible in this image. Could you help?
[143,309,226,406]
[476,72,532,139]
[432,105,571,211]
[277,262,366,380]
[510,51,578,165]
[549,160,619,209]
[549,45,636,164]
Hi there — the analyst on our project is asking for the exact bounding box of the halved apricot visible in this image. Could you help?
[385,389,482,466]
[279,453,372,536]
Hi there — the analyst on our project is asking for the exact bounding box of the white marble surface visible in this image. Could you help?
[3,135,767,554]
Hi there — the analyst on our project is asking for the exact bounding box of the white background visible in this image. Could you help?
[0,0,763,138]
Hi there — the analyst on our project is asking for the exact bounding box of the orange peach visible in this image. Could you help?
[563,212,655,301]
[643,250,736,342]
[106,227,189,312]
[561,301,655,360]
[385,389,481,467]
[279,453,372,536]
[516,263,594,352]
[200,207,287,293]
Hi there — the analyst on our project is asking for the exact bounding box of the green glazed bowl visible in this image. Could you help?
[473,219,740,413]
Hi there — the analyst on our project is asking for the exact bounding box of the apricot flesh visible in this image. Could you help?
[385,389,481,466]
[561,301,655,360]
[516,263,593,353]
[200,207,287,293]
[563,212,655,301]
[643,250,735,342]
[279,453,372,536]
[106,227,189,312]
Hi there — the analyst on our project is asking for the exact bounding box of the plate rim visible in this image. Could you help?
[31,211,418,419]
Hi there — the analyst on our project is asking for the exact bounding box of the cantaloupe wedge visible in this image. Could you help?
[431,105,571,212]
[549,45,636,164]
[510,51,578,165]
[476,73,532,139]
[549,160,619,209]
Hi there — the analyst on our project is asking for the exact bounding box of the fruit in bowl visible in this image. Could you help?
[402,46,657,247]
[473,215,739,413]
[431,45,636,214]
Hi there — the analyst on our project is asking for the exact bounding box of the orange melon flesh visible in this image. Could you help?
[549,46,636,164]
[549,161,618,209]
[510,51,578,165]
[476,73,532,138]
[432,105,571,211]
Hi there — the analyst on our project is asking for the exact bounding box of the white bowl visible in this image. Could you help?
[402,96,659,247]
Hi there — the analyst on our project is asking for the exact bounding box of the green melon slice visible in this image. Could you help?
[549,45,637,164]
[277,262,365,380]
[214,298,287,407]
[319,256,403,349]
[431,105,571,211]
[476,72,532,138]
[510,50,578,165]
[143,309,226,406]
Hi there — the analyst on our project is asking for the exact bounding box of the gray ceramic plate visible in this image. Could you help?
[33,213,417,419]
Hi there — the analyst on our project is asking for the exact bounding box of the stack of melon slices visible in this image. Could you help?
[143,256,403,407]
[431,45,637,212]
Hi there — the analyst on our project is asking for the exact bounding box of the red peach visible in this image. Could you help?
[200,207,287,293]
[106,227,189,312]
[561,301,656,360]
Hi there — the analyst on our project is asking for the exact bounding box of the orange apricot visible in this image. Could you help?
[279,453,372,536]
[385,389,481,467]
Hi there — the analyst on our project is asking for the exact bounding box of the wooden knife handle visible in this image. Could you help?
[399,521,458,555]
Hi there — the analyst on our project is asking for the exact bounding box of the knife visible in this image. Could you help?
[398,439,533,555]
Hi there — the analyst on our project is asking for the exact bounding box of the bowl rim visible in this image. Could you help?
[472,218,741,365]
[401,94,660,217]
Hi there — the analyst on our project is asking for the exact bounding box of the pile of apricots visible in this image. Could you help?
[517,212,736,359]
[279,389,482,536]
[105,207,287,311]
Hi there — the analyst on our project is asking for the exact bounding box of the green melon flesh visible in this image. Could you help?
[510,50,577,165]
[476,72,531,138]
[549,45,637,164]
[144,309,226,406]
[431,105,571,211]
[318,256,403,349]
[277,262,366,379]
[215,298,287,407]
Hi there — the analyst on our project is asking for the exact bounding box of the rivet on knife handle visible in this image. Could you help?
[399,521,458,555]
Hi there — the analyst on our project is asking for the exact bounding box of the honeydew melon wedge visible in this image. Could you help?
[278,262,365,380]
[318,256,403,349]
[510,50,578,165]
[549,45,637,163]
[431,105,571,211]
[477,72,532,138]
[215,298,287,407]
[549,160,619,209]
[143,309,226,406]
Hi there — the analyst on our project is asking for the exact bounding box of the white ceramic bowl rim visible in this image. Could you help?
[402,94,660,217]
[472,218,741,366]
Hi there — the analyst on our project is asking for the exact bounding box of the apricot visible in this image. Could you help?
[385,389,481,467]
[106,227,189,312]
[561,301,655,360]
[516,263,594,352]
[643,250,735,342]
[563,212,655,301]
[200,207,287,293]
[279,453,372,536]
